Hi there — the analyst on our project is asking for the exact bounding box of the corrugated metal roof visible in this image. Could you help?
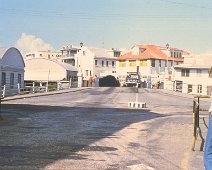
[56,61,77,71]
[25,58,77,71]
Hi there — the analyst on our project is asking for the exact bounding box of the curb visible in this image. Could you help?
[2,87,92,102]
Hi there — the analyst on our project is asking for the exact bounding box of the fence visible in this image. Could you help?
[0,80,77,98]
[192,95,210,151]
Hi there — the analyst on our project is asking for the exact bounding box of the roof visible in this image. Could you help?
[0,47,25,67]
[88,47,112,58]
[174,63,211,69]
[56,61,77,71]
[25,58,77,71]
[117,45,184,62]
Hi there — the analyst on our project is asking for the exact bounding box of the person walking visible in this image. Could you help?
[204,67,212,170]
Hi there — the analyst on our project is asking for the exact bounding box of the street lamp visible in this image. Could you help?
[166,43,169,68]
[166,43,169,74]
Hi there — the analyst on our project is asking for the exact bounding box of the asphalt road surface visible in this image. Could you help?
[0,87,210,170]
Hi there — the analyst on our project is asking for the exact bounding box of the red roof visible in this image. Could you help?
[117,45,184,62]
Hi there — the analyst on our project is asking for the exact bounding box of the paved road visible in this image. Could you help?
[0,87,210,170]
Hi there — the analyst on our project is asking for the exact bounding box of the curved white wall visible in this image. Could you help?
[25,58,67,81]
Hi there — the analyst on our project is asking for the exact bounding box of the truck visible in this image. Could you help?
[123,72,140,87]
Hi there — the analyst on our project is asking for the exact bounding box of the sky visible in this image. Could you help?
[0,0,212,55]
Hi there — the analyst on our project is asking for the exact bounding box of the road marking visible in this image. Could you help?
[127,163,155,170]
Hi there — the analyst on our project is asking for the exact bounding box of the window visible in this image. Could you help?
[181,69,190,77]
[140,60,147,67]
[1,72,6,86]
[10,73,14,89]
[129,60,136,67]
[85,70,88,76]
[159,60,161,67]
[112,61,115,67]
[188,84,192,93]
[48,54,50,59]
[139,48,145,54]
[95,60,98,66]
[151,60,155,67]
[197,84,202,93]
[18,74,21,87]
[119,61,126,67]
[90,71,92,76]
[102,60,104,67]
[114,51,121,57]
[197,69,202,77]
[171,51,174,57]
[106,61,109,67]
[40,54,42,57]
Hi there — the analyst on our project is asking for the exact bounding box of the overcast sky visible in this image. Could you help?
[0,0,212,54]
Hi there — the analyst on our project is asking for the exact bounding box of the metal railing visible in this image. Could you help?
[0,80,77,98]
[192,95,209,151]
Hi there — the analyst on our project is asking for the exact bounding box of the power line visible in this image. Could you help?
[159,0,212,10]
[0,6,211,21]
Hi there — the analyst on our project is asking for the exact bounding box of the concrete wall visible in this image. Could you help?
[174,68,212,95]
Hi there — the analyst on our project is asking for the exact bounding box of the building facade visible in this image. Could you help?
[26,51,62,60]
[116,44,188,88]
[75,46,117,86]
[0,47,25,96]
[60,45,81,66]
[173,55,212,95]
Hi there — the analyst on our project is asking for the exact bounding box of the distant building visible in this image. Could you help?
[106,48,123,58]
[173,55,212,95]
[116,44,189,88]
[60,45,81,66]
[25,51,62,60]
[0,47,25,96]
[75,46,117,86]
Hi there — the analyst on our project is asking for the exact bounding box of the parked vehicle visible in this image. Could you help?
[123,72,140,87]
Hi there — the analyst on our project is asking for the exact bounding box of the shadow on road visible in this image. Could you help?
[0,104,165,169]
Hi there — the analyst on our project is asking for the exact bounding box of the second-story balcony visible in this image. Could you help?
[60,54,75,60]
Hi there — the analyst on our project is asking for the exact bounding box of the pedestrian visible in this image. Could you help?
[88,76,93,87]
[204,67,212,170]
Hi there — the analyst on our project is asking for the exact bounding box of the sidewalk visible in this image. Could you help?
[2,87,92,102]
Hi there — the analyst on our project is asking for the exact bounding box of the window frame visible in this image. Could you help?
[10,73,14,89]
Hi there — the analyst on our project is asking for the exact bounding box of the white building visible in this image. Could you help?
[106,48,123,58]
[116,44,188,88]
[75,46,117,86]
[173,55,212,95]
[24,58,77,82]
[0,47,25,96]
[26,51,62,60]
[60,45,81,66]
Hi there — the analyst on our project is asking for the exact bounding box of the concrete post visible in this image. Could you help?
[2,85,6,98]
[17,83,21,94]
[32,82,35,93]
[46,81,48,92]
[77,68,83,88]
